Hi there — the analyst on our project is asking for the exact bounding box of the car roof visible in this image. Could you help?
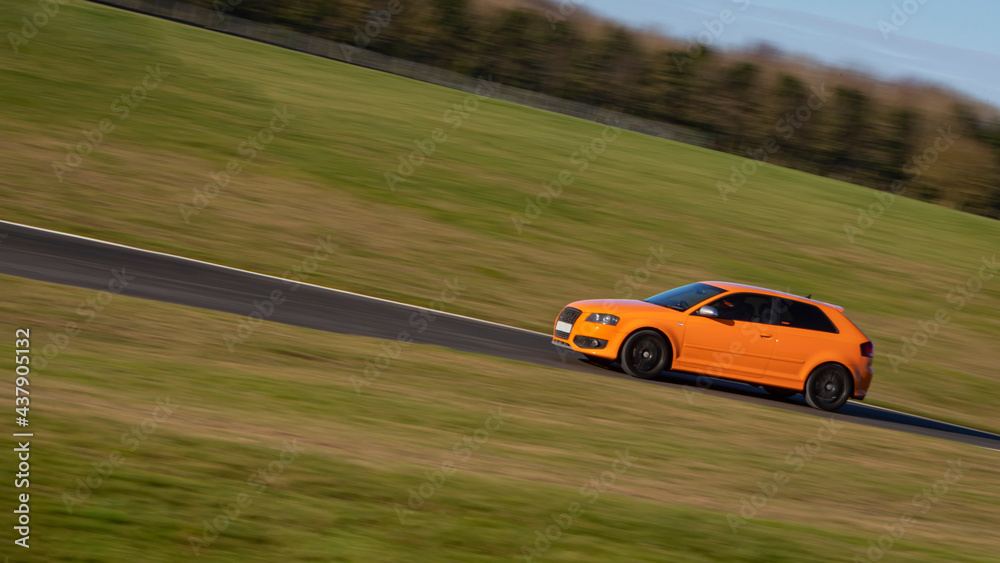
[701,281,845,312]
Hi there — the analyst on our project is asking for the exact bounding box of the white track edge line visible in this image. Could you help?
[5,219,1000,445]
[857,402,1000,438]
[0,219,547,337]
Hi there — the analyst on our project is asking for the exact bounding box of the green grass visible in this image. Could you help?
[1,0,999,432]
[1,275,999,562]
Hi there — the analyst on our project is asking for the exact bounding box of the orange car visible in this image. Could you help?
[551,281,874,411]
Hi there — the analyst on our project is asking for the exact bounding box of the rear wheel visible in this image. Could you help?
[620,330,670,380]
[762,386,798,399]
[804,364,852,411]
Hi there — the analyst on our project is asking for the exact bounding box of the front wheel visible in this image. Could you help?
[620,330,670,380]
[804,364,852,411]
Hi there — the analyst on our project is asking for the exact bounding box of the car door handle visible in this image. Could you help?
[759,333,773,338]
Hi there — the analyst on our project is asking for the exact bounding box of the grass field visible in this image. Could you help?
[0,0,999,461]
[1,275,999,562]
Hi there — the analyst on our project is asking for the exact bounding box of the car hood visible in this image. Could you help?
[568,299,681,316]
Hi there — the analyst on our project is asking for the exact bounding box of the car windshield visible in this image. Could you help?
[645,283,726,311]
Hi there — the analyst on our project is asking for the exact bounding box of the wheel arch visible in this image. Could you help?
[616,326,676,363]
[806,360,856,397]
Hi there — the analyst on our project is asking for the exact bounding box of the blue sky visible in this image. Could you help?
[582,0,1000,108]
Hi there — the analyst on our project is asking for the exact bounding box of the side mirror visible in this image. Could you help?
[697,306,718,318]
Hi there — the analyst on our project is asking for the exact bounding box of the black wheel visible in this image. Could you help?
[620,330,670,380]
[803,363,852,411]
[762,386,798,399]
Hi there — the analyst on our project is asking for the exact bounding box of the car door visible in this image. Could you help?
[677,292,778,380]
[764,298,841,384]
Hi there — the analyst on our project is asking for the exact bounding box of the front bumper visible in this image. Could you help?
[552,307,622,359]
[552,338,573,350]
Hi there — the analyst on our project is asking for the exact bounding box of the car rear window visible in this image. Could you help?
[775,299,839,333]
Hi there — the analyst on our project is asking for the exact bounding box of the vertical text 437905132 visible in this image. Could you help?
[14,328,33,550]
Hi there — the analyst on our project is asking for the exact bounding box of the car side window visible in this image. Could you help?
[707,293,775,323]
[773,298,839,333]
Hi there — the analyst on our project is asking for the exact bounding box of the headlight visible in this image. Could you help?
[586,313,620,326]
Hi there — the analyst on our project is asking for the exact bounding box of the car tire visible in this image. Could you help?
[620,330,670,380]
[803,363,852,411]
[762,385,798,399]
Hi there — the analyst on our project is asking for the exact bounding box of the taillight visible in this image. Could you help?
[861,341,874,358]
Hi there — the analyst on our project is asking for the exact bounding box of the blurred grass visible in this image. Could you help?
[0,0,999,433]
[1,275,999,561]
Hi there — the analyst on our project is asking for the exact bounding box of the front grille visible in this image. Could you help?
[554,307,582,339]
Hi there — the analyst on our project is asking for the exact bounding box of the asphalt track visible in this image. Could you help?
[2,220,999,451]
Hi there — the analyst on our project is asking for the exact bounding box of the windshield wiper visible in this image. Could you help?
[645,300,683,311]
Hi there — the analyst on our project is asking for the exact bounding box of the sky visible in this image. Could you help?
[582,0,1000,108]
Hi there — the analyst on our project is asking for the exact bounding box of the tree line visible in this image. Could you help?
[195,0,1000,219]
